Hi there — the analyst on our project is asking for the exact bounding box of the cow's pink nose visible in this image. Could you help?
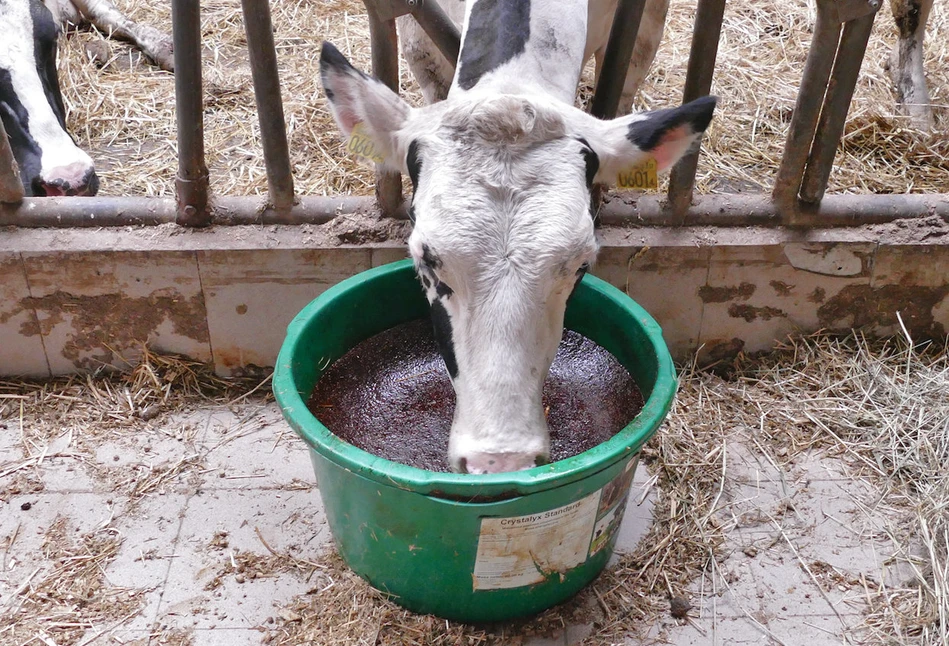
[458,452,548,474]
[36,163,99,197]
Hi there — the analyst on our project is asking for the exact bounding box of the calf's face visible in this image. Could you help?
[320,42,715,473]
[0,0,98,196]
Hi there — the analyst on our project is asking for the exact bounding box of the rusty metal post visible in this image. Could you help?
[666,0,726,220]
[0,119,24,203]
[241,0,295,212]
[590,0,649,120]
[409,0,461,67]
[171,0,210,227]
[365,5,403,216]
[772,0,841,219]
[800,10,878,204]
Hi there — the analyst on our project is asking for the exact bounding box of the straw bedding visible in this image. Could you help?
[57,0,946,201]
[2,333,947,644]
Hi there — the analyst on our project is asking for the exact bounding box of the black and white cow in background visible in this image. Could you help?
[320,0,717,474]
[0,0,172,197]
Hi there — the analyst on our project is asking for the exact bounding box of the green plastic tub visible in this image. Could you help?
[273,259,676,622]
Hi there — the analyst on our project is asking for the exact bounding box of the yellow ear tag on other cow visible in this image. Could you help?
[347,123,385,164]
[616,158,658,190]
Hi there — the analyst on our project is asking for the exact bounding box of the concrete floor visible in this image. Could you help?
[0,401,891,645]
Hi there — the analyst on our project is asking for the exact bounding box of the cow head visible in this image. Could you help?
[321,42,714,474]
[0,0,98,196]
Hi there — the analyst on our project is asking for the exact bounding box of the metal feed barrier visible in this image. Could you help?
[0,0,946,228]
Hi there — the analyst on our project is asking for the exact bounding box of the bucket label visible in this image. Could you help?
[472,492,600,591]
[472,458,641,591]
[589,458,638,556]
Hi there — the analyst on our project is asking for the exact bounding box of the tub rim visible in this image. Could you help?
[273,259,676,500]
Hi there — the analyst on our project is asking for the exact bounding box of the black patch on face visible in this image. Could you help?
[576,137,599,188]
[31,0,67,129]
[421,244,442,269]
[457,0,531,91]
[435,282,453,299]
[430,300,459,379]
[407,139,422,195]
[568,264,588,301]
[421,273,431,289]
[0,69,42,196]
[626,96,717,152]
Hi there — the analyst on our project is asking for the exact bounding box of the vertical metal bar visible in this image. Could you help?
[241,0,295,211]
[0,119,25,203]
[366,6,403,216]
[799,11,877,204]
[590,0,649,120]
[171,0,210,227]
[410,1,461,67]
[666,0,726,218]
[771,0,840,214]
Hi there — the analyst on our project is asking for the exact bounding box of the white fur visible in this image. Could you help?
[323,0,709,473]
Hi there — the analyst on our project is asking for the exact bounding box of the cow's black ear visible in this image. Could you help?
[583,95,717,184]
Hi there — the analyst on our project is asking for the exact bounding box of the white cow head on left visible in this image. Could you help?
[321,42,715,474]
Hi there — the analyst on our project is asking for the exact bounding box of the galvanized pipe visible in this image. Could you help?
[171,0,210,227]
[799,11,877,204]
[241,0,295,211]
[666,0,727,218]
[590,0,649,120]
[366,5,403,216]
[772,0,841,213]
[0,118,24,203]
[410,0,461,68]
[2,193,945,228]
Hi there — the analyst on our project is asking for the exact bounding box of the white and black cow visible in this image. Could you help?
[320,0,715,474]
[0,0,172,197]
[0,0,98,196]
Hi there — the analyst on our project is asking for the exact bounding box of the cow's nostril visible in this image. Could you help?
[534,454,549,466]
[457,457,468,474]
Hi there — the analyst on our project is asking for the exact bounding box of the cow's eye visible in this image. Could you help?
[576,263,590,276]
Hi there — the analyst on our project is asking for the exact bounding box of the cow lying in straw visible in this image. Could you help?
[43,0,174,72]
[320,0,715,473]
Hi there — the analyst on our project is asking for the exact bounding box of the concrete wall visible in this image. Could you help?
[2,219,948,377]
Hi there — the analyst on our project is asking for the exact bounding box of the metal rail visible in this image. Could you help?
[666,0,727,219]
[3,193,945,228]
[590,0,648,120]
[171,0,210,227]
[365,3,404,216]
[241,0,295,211]
[4,0,943,229]
[0,119,25,203]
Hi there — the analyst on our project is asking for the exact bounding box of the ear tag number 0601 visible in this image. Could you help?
[347,123,385,164]
[616,158,658,190]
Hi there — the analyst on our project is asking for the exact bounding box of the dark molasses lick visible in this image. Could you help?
[307,320,644,473]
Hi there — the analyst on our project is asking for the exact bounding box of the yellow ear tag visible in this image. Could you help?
[346,123,385,164]
[616,158,658,190]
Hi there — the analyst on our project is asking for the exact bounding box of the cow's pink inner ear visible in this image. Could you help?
[649,125,693,172]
